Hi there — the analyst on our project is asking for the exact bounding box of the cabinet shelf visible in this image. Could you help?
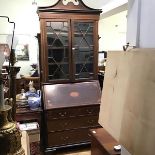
[47,61,93,65]
[75,62,93,64]
[74,32,93,35]
[47,46,68,49]
[75,72,94,76]
[46,31,68,35]
[48,74,69,77]
[48,62,69,65]
[73,46,94,49]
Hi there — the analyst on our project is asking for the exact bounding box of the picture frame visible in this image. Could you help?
[15,44,29,61]
[7,34,30,61]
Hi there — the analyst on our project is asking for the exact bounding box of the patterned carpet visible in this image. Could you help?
[22,131,91,155]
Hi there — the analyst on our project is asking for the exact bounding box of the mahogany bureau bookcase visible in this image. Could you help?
[37,0,102,153]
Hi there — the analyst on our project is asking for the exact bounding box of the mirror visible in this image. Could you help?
[6,34,39,78]
[1,34,39,97]
[0,16,40,99]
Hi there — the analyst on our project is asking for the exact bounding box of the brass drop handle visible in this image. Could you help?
[72,47,78,51]
[88,133,91,137]
[86,109,92,114]
[64,122,68,126]
[88,119,94,124]
[59,112,64,117]
[59,112,67,117]
[63,136,69,141]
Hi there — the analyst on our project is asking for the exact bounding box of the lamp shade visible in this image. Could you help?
[0,44,10,56]
[0,44,8,69]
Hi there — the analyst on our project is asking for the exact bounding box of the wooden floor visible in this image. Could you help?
[56,148,91,155]
[51,146,91,155]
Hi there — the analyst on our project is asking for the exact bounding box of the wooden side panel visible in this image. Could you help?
[99,49,155,155]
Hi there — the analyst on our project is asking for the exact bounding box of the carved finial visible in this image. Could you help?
[62,0,79,5]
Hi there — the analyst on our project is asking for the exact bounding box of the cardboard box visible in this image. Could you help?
[27,129,40,155]
[20,122,40,155]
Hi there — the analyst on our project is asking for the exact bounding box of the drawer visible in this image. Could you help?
[76,105,100,116]
[47,115,99,131]
[46,108,73,119]
[47,128,90,147]
[46,105,100,119]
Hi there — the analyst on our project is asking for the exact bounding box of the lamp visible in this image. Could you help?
[0,16,20,120]
[0,47,5,109]
[0,44,8,109]
[0,16,24,155]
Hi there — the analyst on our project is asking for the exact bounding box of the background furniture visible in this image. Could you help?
[3,77,40,98]
[16,106,42,155]
[20,76,40,91]
[16,106,42,125]
[16,102,42,154]
[98,51,107,90]
[90,128,121,155]
[38,0,102,152]
[4,78,21,98]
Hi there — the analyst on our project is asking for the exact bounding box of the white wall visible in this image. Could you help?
[99,10,127,51]
[126,0,141,47]
[127,0,155,48]
[139,0,155,48]
[0,0,59,35]
[0,0,52,76]
[0,0,105,37]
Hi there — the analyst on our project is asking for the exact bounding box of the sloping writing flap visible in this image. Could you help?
[43,80,101,109]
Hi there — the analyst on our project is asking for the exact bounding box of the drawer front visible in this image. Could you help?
[47,115,99,131]
[46,108,73,119]
[46,105,100,119]
[47,128,90,147]
[77,105,100,116]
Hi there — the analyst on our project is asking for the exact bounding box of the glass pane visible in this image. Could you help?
[48,64,69,80]
[48,48,69,62]
[73,22,94,79]
[46,21,69,80]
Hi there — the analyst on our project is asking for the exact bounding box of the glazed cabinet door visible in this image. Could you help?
[40,19,98,83]
[72,20,98,81]
[42,19,71,83]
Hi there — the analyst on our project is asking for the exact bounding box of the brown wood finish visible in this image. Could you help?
[48,128,91,147]
[38,0,102,83]
[37,0,102,152]
[47,115,99,131]
[4,77,40,98]
[39,13,100,20]
[42,81,101,109]
[21,76,40,91]
[16,107,42,125]
[42,81,101,149]
[90,128,121,155]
